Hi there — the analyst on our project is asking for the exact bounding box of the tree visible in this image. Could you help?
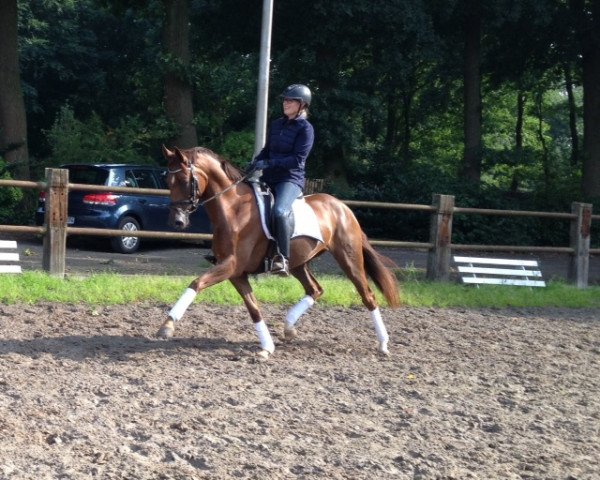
[162,0,197,148]
[577,0,600,198]
[0,0,29,179]
[462,0,483,183]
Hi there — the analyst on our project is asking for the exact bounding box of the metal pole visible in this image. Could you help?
[254,0,274,157]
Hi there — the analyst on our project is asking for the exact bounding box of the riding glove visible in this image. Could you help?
[252,159,269,170]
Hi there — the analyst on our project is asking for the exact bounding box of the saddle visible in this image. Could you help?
[203,180,323,270]
[245,180,323,272]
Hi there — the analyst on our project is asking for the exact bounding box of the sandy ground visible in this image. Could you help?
[1,302,599,479]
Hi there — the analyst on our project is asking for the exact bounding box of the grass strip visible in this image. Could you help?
[1,272,599,308]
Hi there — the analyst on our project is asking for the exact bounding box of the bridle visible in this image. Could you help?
[167,163,249,213]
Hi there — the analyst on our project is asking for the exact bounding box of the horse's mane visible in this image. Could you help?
[194,146,243,182]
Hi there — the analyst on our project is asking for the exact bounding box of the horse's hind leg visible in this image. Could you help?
[330,244,390,355]
[229,274,275,360]
[286,263,323,342]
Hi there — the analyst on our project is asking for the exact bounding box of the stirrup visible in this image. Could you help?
[270,255,289,276]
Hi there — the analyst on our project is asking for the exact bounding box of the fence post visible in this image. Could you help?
[568,201,592,288]
[426,194,455,281]
[42,168,68,278]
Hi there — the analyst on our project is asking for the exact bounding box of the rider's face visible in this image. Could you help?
[283,98,301,119]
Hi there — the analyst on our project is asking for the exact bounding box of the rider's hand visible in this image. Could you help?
[252,159,269,170]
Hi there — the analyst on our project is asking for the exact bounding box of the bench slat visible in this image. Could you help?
[0,253,20,262]
[454,255,545,288]
[457,266,542,277]
[0,240,18,249]
[454,256,539,267]
[461,277,546,287]
[0,265,22,274]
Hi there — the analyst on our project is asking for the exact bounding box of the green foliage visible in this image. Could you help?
[45,106,168,166]
[188,53,258,149]
[19,0,164,157]
[218,131,255,167]
[0,160,25,225]
[343,157,577,246]
[11,0,598,246]
[1,272,599,309]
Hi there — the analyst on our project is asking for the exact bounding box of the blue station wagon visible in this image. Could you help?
[35,164,212,253]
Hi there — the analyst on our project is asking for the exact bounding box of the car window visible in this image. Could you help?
[67,167,109,185]
[126,169,158,189]
[156,170,168,189]
[124,171,137,187]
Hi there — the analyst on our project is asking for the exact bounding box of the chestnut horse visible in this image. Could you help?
[156,146,400,359]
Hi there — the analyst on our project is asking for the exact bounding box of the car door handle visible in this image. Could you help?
[138,199,147,204]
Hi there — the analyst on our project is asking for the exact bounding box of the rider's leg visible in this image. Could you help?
[271,182,302,275]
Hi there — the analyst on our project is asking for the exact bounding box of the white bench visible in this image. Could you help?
[454,256,545,287]
[0,240,22,274]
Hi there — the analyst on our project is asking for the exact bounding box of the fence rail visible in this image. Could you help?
[0,169,595,287]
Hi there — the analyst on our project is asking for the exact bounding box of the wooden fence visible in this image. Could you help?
[0,168,597,287]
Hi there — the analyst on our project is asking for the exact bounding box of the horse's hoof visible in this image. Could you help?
[284,326,298,342]
[255,349,271,362]
[378,342,390,356]
[156,320,175,339]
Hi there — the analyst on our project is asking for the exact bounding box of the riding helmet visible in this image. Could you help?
[280,84,312,107]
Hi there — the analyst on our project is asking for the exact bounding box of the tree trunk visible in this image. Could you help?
[316,46,348,187]
[535,91,551,190]
[402,91,412,167]
[162,0,197,149]
[581,1,600,198]
[564,65,580,166]
[462,0,482,183]
[512,91,526,193]
[385,92,400,154]
[0,0,29,179]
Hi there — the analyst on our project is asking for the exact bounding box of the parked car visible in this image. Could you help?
[35,164,212,253]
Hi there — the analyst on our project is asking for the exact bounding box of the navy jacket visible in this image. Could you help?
[255,115,314,190]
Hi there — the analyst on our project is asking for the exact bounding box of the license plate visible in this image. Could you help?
[67,217,75,225]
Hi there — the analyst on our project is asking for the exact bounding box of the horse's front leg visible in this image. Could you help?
[229,275,274,361]
[156,257,237,339]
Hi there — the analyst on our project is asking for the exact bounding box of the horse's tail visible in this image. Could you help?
[362,233,401,308]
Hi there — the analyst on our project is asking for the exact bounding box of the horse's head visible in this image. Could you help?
[163,145,208,230]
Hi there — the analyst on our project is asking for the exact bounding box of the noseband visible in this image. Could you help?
[168,163,249,213]
[168,165,201,213]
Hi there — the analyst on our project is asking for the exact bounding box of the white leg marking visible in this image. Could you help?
[285,295,315,328]
[168,288,197,321]
[254,320,275,354]
[370,307,390,354]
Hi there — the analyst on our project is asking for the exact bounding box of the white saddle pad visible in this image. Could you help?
[252,183,323,243]
[290,197,323,242]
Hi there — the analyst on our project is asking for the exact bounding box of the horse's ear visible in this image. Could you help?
[162,145,174,158]
[173,147,187,165]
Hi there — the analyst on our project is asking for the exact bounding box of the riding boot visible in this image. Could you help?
[271,213,293,276]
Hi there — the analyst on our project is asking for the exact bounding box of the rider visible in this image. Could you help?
[251,84,314,276]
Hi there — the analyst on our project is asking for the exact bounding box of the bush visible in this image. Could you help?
[212,130,255,168]
[0,159,25,225]
[45,105,167,166]
[340,162,575,247]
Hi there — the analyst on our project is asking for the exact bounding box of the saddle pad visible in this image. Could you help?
[250,182,323,243]
[291,197,324,242]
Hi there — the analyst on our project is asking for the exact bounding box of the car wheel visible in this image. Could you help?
[111,216,141,254]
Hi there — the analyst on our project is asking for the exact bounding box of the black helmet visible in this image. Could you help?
[280,84,312,107]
